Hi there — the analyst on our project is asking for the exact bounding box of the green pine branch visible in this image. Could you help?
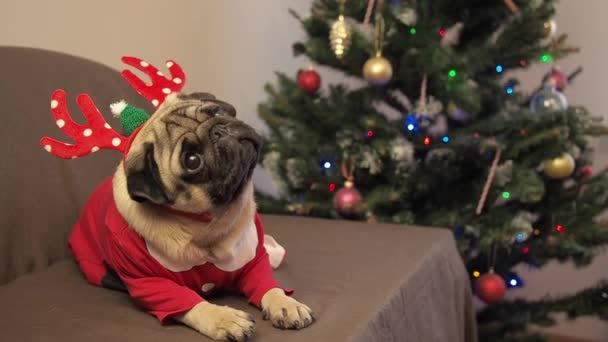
[477,281,608,341]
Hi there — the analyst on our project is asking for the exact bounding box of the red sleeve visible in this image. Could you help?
[108,234,204,323]
[237,247,281,307]
[236,213,281,307]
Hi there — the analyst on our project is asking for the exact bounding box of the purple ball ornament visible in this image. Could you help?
[447,102,471,122]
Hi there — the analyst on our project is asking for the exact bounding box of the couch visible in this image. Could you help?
[0,46,476,341]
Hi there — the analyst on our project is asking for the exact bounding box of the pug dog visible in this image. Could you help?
[67,92,314,341]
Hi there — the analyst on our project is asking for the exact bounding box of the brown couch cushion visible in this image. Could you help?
[0,215,475,342]
[0,47,152,284]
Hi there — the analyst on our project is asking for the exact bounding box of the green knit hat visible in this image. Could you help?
[110,100,150,135]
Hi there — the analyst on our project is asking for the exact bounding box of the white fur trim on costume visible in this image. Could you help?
[264,234,286,269]
[110,100,128,117]
[214,219,258,272]
[145,218,258,273]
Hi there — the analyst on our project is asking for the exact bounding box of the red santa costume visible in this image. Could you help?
[69,177,285,323]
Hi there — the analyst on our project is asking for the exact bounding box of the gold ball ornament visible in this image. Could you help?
[363,54,393,85]
[329,15,352,59]
[543,19,557,39]
[543,153,575,179]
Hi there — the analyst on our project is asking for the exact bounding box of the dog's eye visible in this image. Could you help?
[182,152,203,172]
[198,105,223,117]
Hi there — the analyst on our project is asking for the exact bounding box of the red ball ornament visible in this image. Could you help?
[334,180,363,218]
[475,272,506,304]
[549,67,568,91]
[298,69,321,94]
[579,165,593,180]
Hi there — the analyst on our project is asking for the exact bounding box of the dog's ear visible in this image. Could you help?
[125,143,171,204]
[211,99,237,117]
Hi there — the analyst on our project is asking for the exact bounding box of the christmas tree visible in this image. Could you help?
[256,0,608,340]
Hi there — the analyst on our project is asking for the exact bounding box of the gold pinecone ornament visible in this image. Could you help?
[329,1,351,59]
[543,19,557,39]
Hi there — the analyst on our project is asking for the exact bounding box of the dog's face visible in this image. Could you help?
[123,92,261,214]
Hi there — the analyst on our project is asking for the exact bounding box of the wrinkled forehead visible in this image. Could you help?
[157,92,237,118]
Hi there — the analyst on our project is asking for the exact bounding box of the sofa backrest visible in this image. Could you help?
[0,47,153,285]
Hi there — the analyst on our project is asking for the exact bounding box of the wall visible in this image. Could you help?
[1,0,606,340]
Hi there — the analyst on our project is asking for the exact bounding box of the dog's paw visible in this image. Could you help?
[261,288,315,330]
[178,302,255,341]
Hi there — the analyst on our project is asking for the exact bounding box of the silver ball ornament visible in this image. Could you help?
[530,86,568,113]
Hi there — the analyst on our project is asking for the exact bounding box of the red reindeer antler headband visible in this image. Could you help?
[40,56,186,159]
[120,56,186,108]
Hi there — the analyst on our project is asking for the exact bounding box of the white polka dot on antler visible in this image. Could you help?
[104,123,111,129]
[157,71,164,76]
[162,88,171,94]
[91,146,99,152]
[71,156,77,159]
[44,145,52,152]
[50,100,58,109]
[152,99,159,107]
[166,61,174,68]
[112,138,122,147]
[56,119,65,128]
[140,61,149,67]
[83,128,92,137]
[172,77,182,84]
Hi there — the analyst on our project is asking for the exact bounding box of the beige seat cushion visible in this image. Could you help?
[0,215,475,342]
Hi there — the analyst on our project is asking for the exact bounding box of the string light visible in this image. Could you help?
[405,114,419,132]
[520,129,527,136]
[523,246,530,254]
[474,133,480,139]
[442,135,450,143]
[409,27,417,35]
[367,130,374,138]
[328,183,337,192]
[520,60,527,67]
[448,69,457,78]
[541,53,552,63]
[506,85,514,94]
[533,229,540,236]
[322,161,332,169]
[555,224,564,233]
[507,274,523,288]
[473,271,481,278]
[453,225,465,239]
[495,64,504,73]
[516,232,525,241]
[423,137,431,145]
[439,29,446,37]
[502,191,511,199]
